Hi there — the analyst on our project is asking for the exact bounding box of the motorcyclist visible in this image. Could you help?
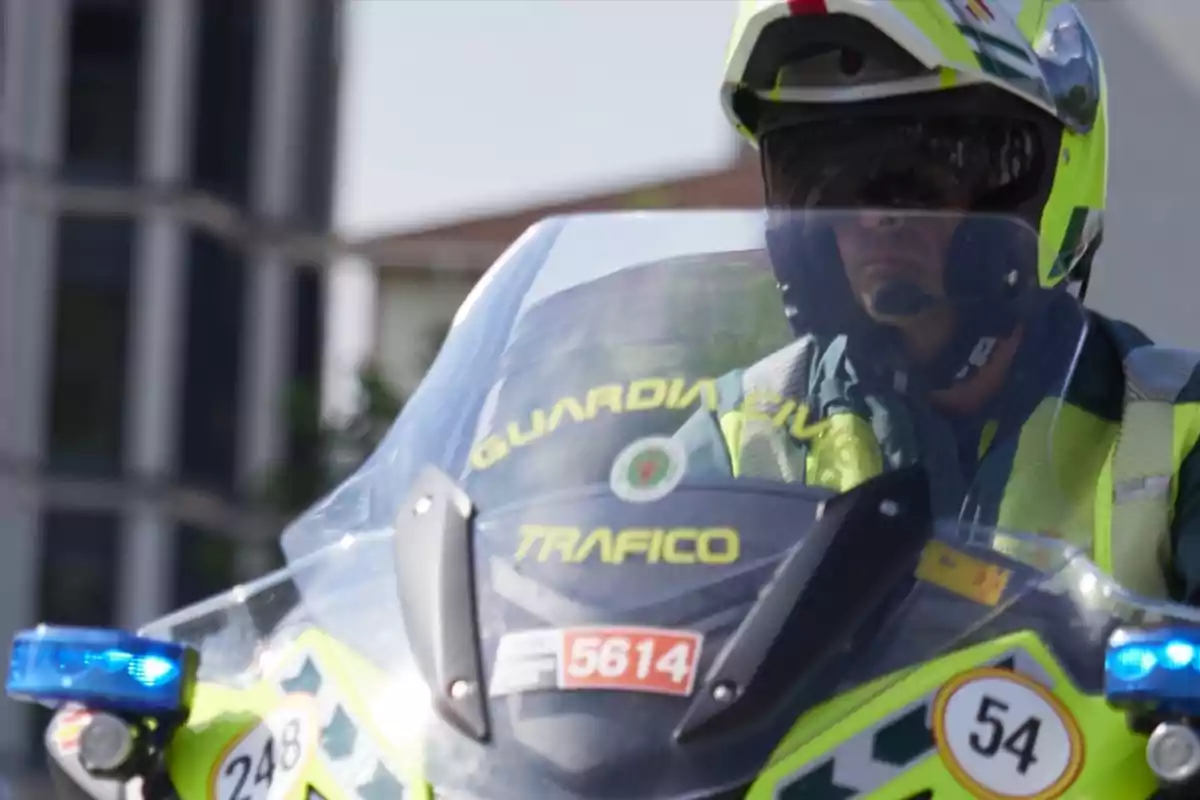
[675,0,1200,604]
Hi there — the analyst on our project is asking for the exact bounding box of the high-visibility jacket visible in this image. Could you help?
[673,313,1200,601]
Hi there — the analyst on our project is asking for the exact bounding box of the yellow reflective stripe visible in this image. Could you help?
[1038,170,1088,284]
[1045,405,1116,543]
[997,400,1112,546]
[1092,445,1115,575]
[1039,125,1106,284]
[892,0,979,69]
[1095,349,1200,594]
[1014,0,1054,42]
[805,412,883,492]
[719,407,881,490]
[715,337,820,481]
[1102,349,1200,597]
[721,408,811,482]
[1108,397,1174,598]
[719,410,746,478]
[977,419,999,461]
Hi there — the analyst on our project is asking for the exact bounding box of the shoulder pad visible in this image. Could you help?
[1123,346,1200,403]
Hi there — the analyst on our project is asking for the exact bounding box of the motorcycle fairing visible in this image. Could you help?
[749,631,1153,798]
[158,627,1153,799]
[163,628,429,800]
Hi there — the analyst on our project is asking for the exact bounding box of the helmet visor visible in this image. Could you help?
[761,115,1047,216]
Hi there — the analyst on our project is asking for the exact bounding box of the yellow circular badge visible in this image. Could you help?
[932,668,1084,799]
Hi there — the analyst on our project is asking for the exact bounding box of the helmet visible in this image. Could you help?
[721,0,1107,294]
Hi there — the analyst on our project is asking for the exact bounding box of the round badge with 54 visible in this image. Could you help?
[933,667,1084,799]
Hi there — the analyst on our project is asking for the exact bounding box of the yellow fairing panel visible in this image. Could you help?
[165,628,1153,800]
[747,632,1153,799]
[165,629,430,800]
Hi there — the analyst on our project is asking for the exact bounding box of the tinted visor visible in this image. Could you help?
[761,115,1047,214]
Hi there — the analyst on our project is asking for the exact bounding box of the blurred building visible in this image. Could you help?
[0,0,341,770]
[360,151,762,394]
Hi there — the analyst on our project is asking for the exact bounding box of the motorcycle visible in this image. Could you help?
[9,208,1200,799]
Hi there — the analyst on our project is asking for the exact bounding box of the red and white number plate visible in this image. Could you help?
[489,626,703,698]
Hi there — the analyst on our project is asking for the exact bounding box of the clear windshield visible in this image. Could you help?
[282,209,1086,559]
[146,210,1101,799]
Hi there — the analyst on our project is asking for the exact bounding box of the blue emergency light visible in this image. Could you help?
[6,626,197,716]
[1106,626,1200,714]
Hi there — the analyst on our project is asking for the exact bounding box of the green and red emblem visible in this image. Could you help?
[610,437,686,503]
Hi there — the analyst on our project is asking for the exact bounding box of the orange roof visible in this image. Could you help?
[362,151,763,272]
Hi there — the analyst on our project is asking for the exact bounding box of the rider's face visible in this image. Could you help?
[832,212,961,363]
[834,212,960,317]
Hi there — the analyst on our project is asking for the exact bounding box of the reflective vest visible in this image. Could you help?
[705,338,1200,600]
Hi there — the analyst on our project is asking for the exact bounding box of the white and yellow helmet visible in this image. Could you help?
[722,0,1107,290]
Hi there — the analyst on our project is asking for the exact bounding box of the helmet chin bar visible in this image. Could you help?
[854,299,1015,396]
[847,278,1016,395]
[895,330,1006,395]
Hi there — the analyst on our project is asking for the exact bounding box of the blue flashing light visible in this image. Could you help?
[1106,626,1200,714]
[1165,641,1196,669]
[1109,644,1158,681]
[6,626,196,716]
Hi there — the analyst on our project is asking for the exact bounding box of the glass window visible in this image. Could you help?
[284,268,323,470]
[290,267,324,390]
[37,510,119,627]
[178,231,245,492]
[63,0,144,180]
[172,523,238,609]
[46,217,134,475]
[296,0,340,228]
[190,0,259,205]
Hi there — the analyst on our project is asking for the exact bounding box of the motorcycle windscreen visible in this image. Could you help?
[280,208,1086,558]
[147,209,1093,799]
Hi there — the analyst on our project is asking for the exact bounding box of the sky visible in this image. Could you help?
[324,0,742,414]
[333,0,742,238]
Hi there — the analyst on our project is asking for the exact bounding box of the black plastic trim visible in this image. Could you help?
[392,466,490,741]
[675,466,932,741]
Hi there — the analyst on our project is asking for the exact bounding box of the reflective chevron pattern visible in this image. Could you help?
[275,652,408,800]
[776,649,1052,798]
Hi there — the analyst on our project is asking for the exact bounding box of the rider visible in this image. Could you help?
[678,0,1200,603]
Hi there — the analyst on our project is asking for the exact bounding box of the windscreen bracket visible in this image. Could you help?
[393,467,490,742]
